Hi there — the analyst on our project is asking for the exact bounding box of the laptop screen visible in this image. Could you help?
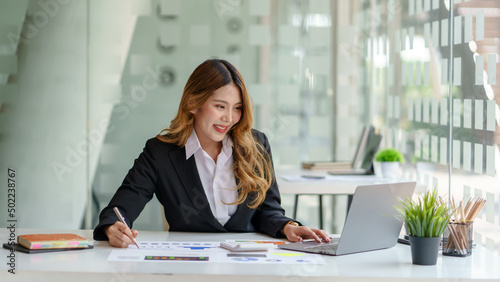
[351,125,381,171]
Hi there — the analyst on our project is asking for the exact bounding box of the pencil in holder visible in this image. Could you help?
[442,221,473,257]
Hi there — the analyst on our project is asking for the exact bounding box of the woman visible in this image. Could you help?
[94,59,330,247]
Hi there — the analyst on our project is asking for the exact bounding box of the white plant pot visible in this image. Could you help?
[380,162,400,178]
[373,161,383,177]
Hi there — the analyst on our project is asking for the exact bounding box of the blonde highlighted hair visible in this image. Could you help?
[157,59,273,209]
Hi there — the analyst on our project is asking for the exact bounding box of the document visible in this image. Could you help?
[107,241,325,265]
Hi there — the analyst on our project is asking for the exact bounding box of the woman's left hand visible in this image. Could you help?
[283,224,331,243]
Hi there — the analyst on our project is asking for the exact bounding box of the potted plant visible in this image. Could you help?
[395,187,454,265]
[374,148,404,178]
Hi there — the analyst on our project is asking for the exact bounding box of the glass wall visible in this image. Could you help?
[341,0,499,253]
[0,0,338,231]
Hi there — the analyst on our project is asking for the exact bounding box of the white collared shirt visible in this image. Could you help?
[185,130,238,226]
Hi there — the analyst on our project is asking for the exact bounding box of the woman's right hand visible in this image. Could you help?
[104,221,138,248]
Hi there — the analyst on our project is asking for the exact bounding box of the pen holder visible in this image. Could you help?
[442,221,473,257]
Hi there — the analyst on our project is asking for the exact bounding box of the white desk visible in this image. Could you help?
[277,168,420,195]
[1,229,499,281]
[276,169,421,228]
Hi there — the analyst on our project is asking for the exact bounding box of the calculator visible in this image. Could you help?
[219,242,273,252]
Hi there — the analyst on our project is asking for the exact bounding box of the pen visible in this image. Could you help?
[113,207,140,249]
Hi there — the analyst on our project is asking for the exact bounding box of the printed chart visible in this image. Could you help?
[136,241,220,251]
[107,241,325,265]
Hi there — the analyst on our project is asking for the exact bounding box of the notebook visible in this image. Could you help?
[3,243,94,254]
[278,182,416,256]
[327,125,381,175]
[17,233,90,250]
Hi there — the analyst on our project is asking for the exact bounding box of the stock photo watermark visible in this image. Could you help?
[109,265,136,282]
[338,0,403,62]
[179,188,211,225]
[6,168,17,274]
[7,0,73,51]
[212,0,244,20]
[281,257,321,282]
[260,108,291,143]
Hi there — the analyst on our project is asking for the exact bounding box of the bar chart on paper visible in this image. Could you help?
[136,241,221,251]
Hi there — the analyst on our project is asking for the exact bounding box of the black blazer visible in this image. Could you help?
[93,129,294,240]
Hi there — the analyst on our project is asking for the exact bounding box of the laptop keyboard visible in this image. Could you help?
[308,244,338,254]
[303,239,340,254]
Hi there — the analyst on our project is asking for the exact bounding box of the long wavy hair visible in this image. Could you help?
[157,59,273,209]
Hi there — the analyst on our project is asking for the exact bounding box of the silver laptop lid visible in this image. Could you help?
[336,182,416,255]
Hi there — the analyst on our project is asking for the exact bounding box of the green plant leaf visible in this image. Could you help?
[428,216,437,237]
[395,186,454,237]
[375,148,404,163]
[407,219,417,236]
[415,216,423,237]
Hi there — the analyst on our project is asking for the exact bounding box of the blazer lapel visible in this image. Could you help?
[169,147,226,231]
[224,192,254,229]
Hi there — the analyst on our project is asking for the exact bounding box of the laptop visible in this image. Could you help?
[327,125,381,175]
[278,182,416,256]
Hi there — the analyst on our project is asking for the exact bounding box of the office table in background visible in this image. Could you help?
[276,169,423,229]
[1,229,499,281]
